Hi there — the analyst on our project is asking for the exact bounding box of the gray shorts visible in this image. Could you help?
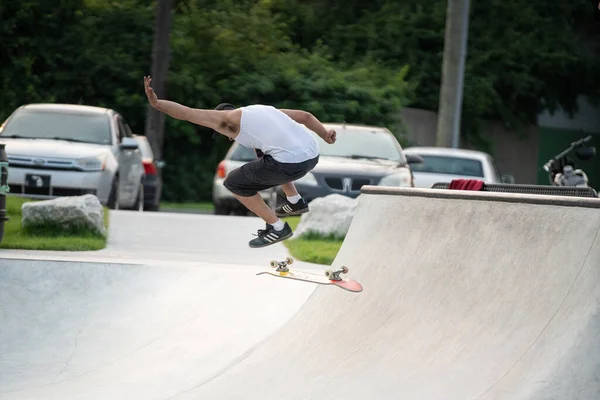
[223,154,319,197]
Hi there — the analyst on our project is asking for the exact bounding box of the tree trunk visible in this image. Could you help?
[145,0,173,161]
[436,0,470,148]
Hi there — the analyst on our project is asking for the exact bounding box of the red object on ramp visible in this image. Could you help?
[448,179,484,191]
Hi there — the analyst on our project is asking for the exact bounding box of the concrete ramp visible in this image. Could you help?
[185,187,600,400]
[0,260,314,400]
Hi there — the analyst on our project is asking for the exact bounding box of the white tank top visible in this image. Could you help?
[236,105,319,163]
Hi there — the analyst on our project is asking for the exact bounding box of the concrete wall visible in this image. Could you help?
[537,96,600,132]
[398,107,541,184]
[397,108,439,147]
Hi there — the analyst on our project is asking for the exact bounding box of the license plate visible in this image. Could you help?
[25,174,51,188]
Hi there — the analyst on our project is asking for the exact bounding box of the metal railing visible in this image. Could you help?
[431,182,598,198]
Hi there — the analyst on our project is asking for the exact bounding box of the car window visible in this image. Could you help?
[0,108,111,145]
[409,154,484,177]
[229,144,257,161]
[122,120,134,138]
[313,127,405,162]
[116,117,127,143]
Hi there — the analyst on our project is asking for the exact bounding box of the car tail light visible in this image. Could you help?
[143,160,157,176]
[216,160,226,178]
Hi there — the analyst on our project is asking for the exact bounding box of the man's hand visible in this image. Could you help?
[323,128,336,144]
[144,76,160,109]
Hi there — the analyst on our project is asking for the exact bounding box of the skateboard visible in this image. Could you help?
[256,257,363,293]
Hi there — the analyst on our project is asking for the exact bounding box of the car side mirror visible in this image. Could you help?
[119,137,139,151]
[405,153,424,164]
[501,174,515,184]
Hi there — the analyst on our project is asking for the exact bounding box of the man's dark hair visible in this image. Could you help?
[212,103,235,139]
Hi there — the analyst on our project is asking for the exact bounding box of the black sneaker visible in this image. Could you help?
[249,222,294,248]
[275,196,309,217]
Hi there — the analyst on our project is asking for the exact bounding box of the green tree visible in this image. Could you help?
[267,0,600,149]
[0,0,154,131]
[157,1,412,201]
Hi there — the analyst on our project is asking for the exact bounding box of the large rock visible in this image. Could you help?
[22,194,106,236]
[293,194,359,239]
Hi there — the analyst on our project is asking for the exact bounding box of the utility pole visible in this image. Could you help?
[436,0,471,148]
[145,0,173,161]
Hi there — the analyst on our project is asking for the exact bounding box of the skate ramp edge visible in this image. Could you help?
[185,186,600,400]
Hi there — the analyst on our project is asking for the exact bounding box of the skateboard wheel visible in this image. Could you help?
[286,257,293,265]
[270,261,278,268]
[324,268,333,278]
[342,266,349,274]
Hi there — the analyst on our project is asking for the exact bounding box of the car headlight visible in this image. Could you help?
[74,154,107,171]
[378,170,412,187]
[295,172,318,186]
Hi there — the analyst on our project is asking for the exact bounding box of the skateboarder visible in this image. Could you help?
[143,76,337,247]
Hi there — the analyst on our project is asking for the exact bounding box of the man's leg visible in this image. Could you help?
[232,192,278,225]
[223,157,294,248]
[234,192,292,248]
[280,182,299,197]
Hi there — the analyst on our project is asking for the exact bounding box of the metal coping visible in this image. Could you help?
[430,182,598,198]
[361,186,600,209]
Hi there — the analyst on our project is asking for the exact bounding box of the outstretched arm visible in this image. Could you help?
[143,76,234,133]
[280,109,336,144]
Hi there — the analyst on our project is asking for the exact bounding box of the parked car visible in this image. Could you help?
[133,135,164,211]
[0,103,145,210]
[403,146,514,188]
[212,123,422,215]
[212,143,272,215]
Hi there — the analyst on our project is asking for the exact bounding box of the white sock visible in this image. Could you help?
[271,219,285,231]
[287,194,301,204]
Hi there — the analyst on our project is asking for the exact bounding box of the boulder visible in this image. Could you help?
[22,194,106,236]
[293,194,359,239]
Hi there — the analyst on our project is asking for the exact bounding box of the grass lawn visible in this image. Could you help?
[161,201,214,211]
[0,196,109,251]
[282,216,344,265]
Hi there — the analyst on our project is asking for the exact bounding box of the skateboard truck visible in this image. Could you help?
[324,266,349,281]
[270,256,294,273]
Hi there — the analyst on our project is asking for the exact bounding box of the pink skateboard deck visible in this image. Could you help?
[257,257,363,293]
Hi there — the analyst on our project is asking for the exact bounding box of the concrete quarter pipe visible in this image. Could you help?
[2,187,600,399]
[181,187,600,400]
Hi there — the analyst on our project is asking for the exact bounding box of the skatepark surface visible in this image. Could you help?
[2,187,600,399]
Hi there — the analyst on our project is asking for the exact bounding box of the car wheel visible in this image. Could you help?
[233,208,248,216]
[107,177,120,210]
[214,204,229,215]
[144,203,160,212]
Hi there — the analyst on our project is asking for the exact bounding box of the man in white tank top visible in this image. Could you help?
[144,76,336,247]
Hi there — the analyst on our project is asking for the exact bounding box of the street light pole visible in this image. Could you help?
[436,0,471,149]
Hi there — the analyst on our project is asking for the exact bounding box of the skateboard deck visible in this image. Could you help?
[256,257,363,293]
